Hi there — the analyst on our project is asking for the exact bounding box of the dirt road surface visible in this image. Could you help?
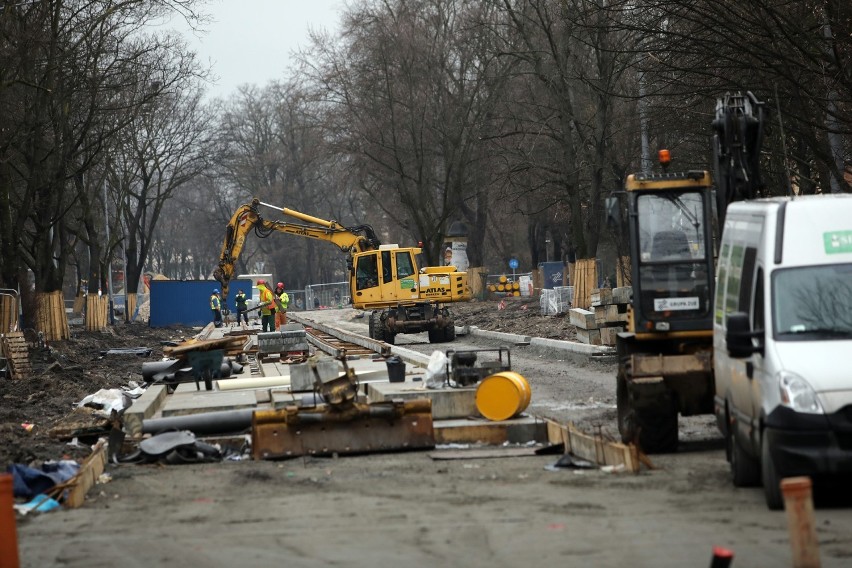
[14,304,852,567]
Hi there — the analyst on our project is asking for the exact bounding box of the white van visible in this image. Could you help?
[714,194,852,509]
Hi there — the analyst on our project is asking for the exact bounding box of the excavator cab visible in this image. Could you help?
[625,171,716,335]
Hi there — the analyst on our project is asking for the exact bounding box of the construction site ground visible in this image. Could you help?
[6,298,852,567]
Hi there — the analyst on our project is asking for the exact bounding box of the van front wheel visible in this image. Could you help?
[761,433,784,510]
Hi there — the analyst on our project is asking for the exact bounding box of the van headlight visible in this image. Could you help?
[778,372,823,414]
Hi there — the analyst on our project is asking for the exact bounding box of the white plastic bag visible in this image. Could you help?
[423,350,448,389]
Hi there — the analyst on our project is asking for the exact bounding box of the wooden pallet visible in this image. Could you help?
[2,331,31,379]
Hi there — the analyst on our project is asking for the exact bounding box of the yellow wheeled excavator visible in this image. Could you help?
[214,198,471,344]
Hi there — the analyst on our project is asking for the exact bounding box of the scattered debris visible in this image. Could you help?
[13,494,61,515]
[120,430,225,465]
[544,453,596,471]
[99,347,153,357]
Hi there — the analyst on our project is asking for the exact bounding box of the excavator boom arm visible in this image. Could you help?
[214,198,381,298]
[712,91,766,227]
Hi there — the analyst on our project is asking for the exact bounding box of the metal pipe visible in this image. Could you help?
[141,409,254,436]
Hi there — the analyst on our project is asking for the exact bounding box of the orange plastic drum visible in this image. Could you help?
[476,371,531,421]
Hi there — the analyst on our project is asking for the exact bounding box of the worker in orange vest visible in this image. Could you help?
[257,280,275,333]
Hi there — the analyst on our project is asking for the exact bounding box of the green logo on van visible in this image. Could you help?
[824,231,852,254]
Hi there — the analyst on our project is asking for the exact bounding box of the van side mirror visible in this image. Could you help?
[605,196,621,228]
[726,312,764,358]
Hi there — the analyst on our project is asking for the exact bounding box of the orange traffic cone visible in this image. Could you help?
[0,473,20,568]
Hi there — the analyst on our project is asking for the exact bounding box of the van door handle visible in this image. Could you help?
[746,361,754,379]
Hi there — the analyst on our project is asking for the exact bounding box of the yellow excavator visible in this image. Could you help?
[214,198,471,344]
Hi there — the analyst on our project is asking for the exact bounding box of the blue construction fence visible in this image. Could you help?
[149,279,252,327]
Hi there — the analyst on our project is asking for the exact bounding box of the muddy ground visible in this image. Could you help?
[1,324,197,467]
[0,298,555,467]
[8,299,852,567]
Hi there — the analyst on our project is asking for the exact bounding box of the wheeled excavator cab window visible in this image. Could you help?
[355,254,379,290]
[396,251,415,279]
[635,191,711,319]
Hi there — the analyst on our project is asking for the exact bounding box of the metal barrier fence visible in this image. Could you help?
[305,281,350,310]
[286,290,307,312]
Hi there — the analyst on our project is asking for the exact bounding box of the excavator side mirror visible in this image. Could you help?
[605,196,621,228]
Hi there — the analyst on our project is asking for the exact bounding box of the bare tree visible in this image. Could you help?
[304,0,511,266]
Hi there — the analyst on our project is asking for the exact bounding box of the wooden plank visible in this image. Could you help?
[72,293,84,314]
[596,304,628,324]
[163,336,244,358]
[571,258,598,310]
[600,326,624,346]
[0,294,17,333]
[576,328,602,345]
[126,293,137,322]
[569,308,597,330]
[612,286,632,305]
[64,440,107,508]
[590,288,613,307]
[543,418,639,473]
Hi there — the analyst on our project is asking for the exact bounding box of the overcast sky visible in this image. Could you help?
[164,0,345,100]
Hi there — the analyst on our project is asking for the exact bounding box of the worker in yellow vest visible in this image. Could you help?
[257,280,275,333]
[274,282,289,328]
[210,289,222,328]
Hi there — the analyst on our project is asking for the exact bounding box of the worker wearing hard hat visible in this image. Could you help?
[273,282,289,329]
[257,280,275,332]
[210,289,223,328]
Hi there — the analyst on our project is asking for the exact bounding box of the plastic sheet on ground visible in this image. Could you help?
[78,388,132,418]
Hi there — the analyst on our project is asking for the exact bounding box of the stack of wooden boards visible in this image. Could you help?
[569,287,631,346]
[163,335,250,360]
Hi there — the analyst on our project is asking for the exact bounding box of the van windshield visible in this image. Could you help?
[773,264,852,339]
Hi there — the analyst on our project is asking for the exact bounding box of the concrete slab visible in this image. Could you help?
[529,336,615,356]
[161,390,258,417]
[467,327,531,345]
[368,382,477,420]
[433,415,547,445]
[124,385,167,438]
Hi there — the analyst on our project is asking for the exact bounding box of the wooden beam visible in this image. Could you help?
[545,418,640,473]
[63,440,107,508]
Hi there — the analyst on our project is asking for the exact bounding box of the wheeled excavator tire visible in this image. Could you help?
[427,325,455,343]
[369,310,395,345]
[617,361,679,454]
